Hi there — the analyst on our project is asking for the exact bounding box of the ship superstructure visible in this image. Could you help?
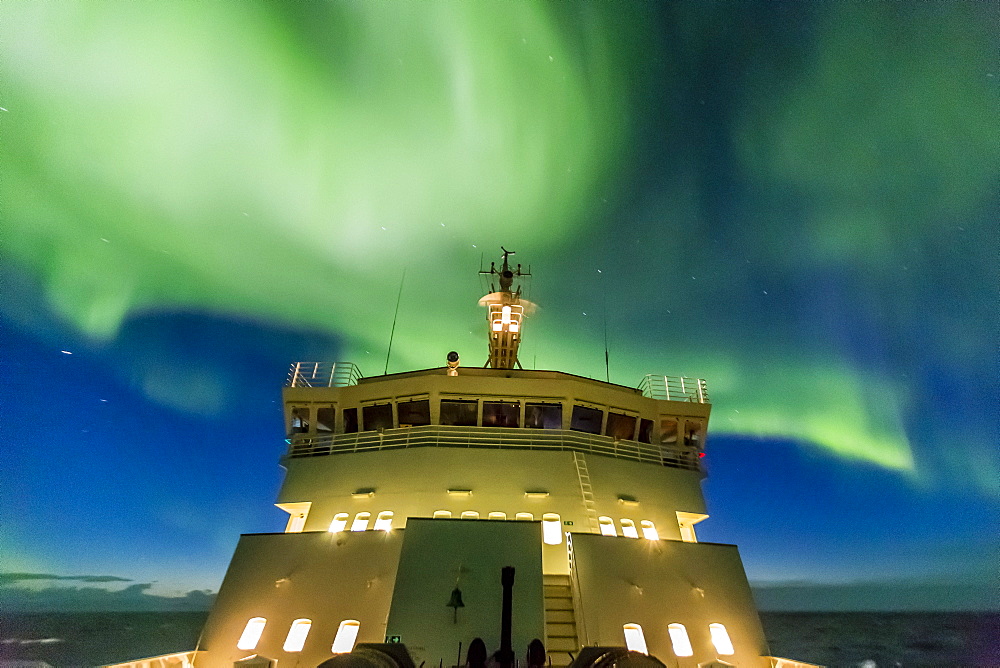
[113,251,814,668]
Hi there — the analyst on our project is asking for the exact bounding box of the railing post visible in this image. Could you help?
[663,375,670,401]
[697,379,705,403]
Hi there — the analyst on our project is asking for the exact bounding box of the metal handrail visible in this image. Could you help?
[287,362,364,388]
[637,374,710,403]
[287,425,702,472]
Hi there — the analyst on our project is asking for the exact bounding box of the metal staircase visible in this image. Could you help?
[572,451,600,533]
[543,574,579,667]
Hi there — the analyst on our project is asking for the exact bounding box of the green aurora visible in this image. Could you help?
[2,1,997,496]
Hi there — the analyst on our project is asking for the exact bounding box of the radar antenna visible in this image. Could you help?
[478,248,534,369]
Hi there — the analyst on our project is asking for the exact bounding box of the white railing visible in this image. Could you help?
[287,425,702,471]
[105,650,203,668]
[287,362,363,388]
[637,374,709,403]
[766,657,824,668]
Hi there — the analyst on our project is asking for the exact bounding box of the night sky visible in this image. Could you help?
[1,2,997,612]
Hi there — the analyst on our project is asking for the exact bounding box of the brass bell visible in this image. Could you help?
[446,587,465,623]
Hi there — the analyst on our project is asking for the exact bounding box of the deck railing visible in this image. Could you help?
[287,362,364,388]
[637,374,709,403]
[287,425,701,471]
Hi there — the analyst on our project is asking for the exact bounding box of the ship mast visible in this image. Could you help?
[479,247,532,369]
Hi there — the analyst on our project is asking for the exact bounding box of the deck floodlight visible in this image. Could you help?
[447,351,460,376]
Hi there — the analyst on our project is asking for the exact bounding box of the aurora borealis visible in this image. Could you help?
[1,2,997,609]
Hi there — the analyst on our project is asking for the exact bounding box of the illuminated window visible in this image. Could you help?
[374,511,393,531]
[598,516,616,536]
[515,512,533,521]
[570,405,603,434]
[542,513,562,545]
[640,520,659,541]
[489,512,507,520]
[440,400,478,426]
[328,513,349,533]
[676,512,708,543]
[684,420,704,448]
[483,401,519,427]
[461,510,479,519]
[397,399,430,427]
[351,512,371,531]
[277,502,311,533]
[623,624,648,655]
[283,618,311,653]
[620,519,639,538]
[524,403,561,429]
[331,619,361,654]
[667,623,693,657]
[433,510,452,519]
[605,412,637,440]
[237,617,266,650]
[709,623,735,655]
[362,403,393,431]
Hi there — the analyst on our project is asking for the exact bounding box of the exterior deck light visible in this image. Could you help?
[524,490,549,498]
[351,488,375,498]
[447,489,472,496]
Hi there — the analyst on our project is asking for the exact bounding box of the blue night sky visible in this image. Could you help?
[1,1,997,612]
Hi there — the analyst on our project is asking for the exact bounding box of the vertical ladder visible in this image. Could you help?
[543,574,579,667]
[572,451,600,534]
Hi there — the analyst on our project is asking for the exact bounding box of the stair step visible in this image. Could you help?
[547,651,575,667]
[543,585,572,597]
[544,609,575,623]
[544,598,574,611]
[546,637,578,651]
[545,623,576,637]
[543,574,571,585]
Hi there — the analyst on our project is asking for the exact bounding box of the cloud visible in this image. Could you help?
[0,573,215,612]
[0,573,132,586]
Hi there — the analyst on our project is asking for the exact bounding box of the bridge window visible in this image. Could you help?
[623,624,648,655]
[328,513,349,532]
[709,623,735,655]
[570,405,603,434]
[524,403,561,429]
[362,403,393,431]
[397,399,430,427]
[331,620,360,654]
[290,407,310,434]
[667,623,693,657]
[316,406,334,432]
[433,510,452,519]
[598,516,616,536]
[441,400,478,426]
[483,401,520,427]
[542,513,562,545]
[489,512,507,520]
[515,512,534,521]
[283,618,311,652]
[660,418,678,445]
[620,519,639,538]
[637,418,653,444]
[343,407,358,433]
[351,512,371,531]
[605,412,637,440]
[374,511,393,531]
[461,510,480,519]
[684,420,704,448]
[237,617,266,650]
[640,520,659,541]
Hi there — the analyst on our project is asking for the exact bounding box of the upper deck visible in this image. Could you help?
[282,362,711,473]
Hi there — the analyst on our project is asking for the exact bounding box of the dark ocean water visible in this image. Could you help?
[1,611,998,667]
